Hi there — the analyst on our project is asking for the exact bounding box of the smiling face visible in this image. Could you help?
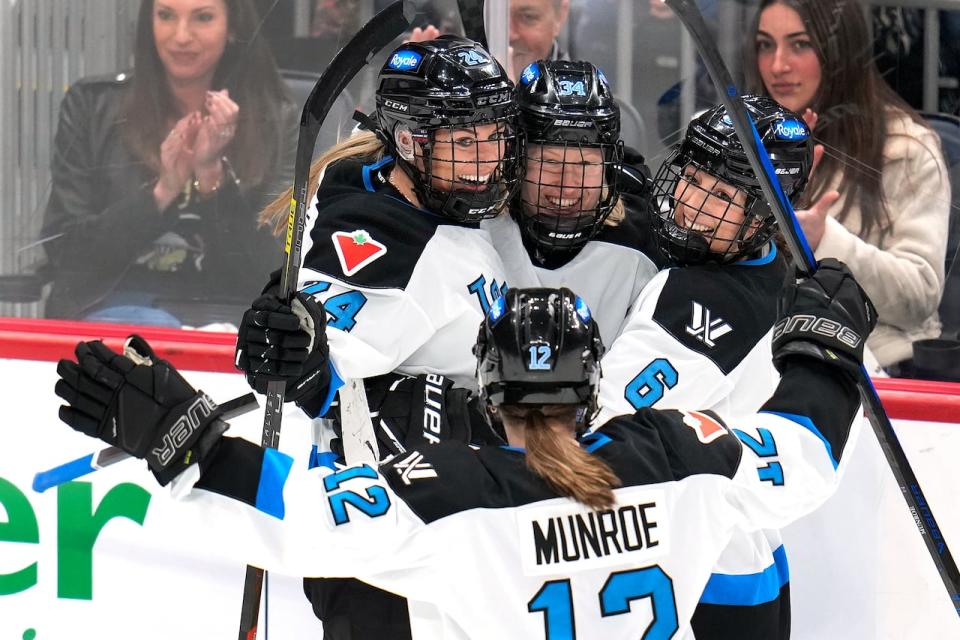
[755,2,822,113]
[418,122,509,194]
[153,0,229,86]
[672,164,757,254]
[521,144,605,217]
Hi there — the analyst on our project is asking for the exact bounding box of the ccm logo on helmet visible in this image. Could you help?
[383,99,408,112]
[477,91,511,106]
[773,314,862,348]
[388,51,422,71]
[773,119,808,141]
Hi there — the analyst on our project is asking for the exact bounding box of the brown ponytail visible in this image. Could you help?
[501,405,620,510]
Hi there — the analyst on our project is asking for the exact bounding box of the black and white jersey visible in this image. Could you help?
[598,242,787,424]
[481,211,659,345]
[181,361,860,640]
[296,156,510,392]
[596,242,791,639]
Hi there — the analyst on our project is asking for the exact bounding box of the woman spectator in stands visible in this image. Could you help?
[747,0,950,375]
[42,0,297,328]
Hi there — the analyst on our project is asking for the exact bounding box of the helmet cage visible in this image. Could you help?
[518,138,624,258]
[375,37,521,222]
[650,149,778,265]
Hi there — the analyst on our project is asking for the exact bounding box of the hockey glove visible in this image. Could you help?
[235,292,331,403]
[55,336,226,485]
[772,258,877,377]
[330,373,490,459]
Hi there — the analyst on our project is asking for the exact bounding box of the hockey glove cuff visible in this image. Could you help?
[772,258,877,378]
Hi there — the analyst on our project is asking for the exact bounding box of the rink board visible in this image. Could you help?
[1,319,958,639]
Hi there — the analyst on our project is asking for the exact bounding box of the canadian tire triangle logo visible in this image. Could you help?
[332,230,387,276]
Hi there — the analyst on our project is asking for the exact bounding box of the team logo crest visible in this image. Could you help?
[332,230,387,276]
[681,410,729,444]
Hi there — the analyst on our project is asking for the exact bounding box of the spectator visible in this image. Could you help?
[746,0,950,375]
[509,0,570,80]
[41,0,298,328]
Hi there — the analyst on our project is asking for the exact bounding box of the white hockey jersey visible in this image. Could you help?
[181,360,861,640]
[480,211,659,346]
[294,155,511,393]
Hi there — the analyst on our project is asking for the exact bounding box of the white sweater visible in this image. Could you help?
[814,110,950,367]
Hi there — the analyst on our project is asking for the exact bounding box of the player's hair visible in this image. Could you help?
[259,132,386,235]
[499,404,620,510]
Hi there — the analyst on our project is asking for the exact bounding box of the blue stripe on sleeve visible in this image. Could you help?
[699,545,790,606]
[317,362,345,417]
[254,448,295,519]
[760,410,839,470]
[308,445,339,471]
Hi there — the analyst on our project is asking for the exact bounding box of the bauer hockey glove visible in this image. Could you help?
[772,258,877,377]
[235,292,331,403]
[55,336,227,485]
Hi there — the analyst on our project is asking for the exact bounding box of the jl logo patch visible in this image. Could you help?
[332,230,387,276]
[685,301,732,348]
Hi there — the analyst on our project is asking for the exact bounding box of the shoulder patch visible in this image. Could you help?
[652,258,785,374]
[680,410,730,444]
[332,230,387,276]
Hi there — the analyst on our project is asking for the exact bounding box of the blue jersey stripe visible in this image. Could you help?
[254,448,295,519]
[699,545,790,606]
[362,155,394,192]
[735,240,778,267]
[760,410,839,470]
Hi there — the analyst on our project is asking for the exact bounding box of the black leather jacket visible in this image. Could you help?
[41,72,298,326]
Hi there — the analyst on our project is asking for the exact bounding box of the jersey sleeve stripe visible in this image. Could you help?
[254,448,295,519]
[759,410,839,470]
[698,544,790,606]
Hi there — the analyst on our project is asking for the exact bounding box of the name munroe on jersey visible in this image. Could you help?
[519,490,670,576]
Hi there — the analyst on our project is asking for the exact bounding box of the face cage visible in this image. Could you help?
[401,117,521,223]
[649,158,777,266]
[516,140,624,259]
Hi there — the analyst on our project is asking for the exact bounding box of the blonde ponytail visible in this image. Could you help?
[502,405,620,510]
[259,131,387,236]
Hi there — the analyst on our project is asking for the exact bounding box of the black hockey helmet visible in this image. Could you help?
[513,60,624,260]
[650,94,813,265]
[374,36,520,222]
[474,287,604,420]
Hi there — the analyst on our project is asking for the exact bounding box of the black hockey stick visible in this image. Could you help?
[457,0,487,48]
[238,4,413,639]
[662,0,960,616]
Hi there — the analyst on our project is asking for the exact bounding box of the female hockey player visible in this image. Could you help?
[53,272,874,640]
[596,95,815,640]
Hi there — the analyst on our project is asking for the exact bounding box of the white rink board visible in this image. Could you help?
[2,356,959,639]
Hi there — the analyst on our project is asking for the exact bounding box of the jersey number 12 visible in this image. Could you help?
[528,565,678,639]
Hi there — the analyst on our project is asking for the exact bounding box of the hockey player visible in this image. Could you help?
[54,270,875,639]
[483,59,661,346]
[597,95,815,638]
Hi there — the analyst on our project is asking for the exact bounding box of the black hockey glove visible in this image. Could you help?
[331,373,496,459]
[235,292,331,403]
[772,258,877,377]
[55,336,227,485]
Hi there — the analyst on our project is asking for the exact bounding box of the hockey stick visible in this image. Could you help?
[33,392,258,493]
[661,0,960,615]
[237,3,413,639]
[457,0,487,48]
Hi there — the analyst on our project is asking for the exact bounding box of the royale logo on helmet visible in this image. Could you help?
[773,119,809,141]
[388,50,422,71]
